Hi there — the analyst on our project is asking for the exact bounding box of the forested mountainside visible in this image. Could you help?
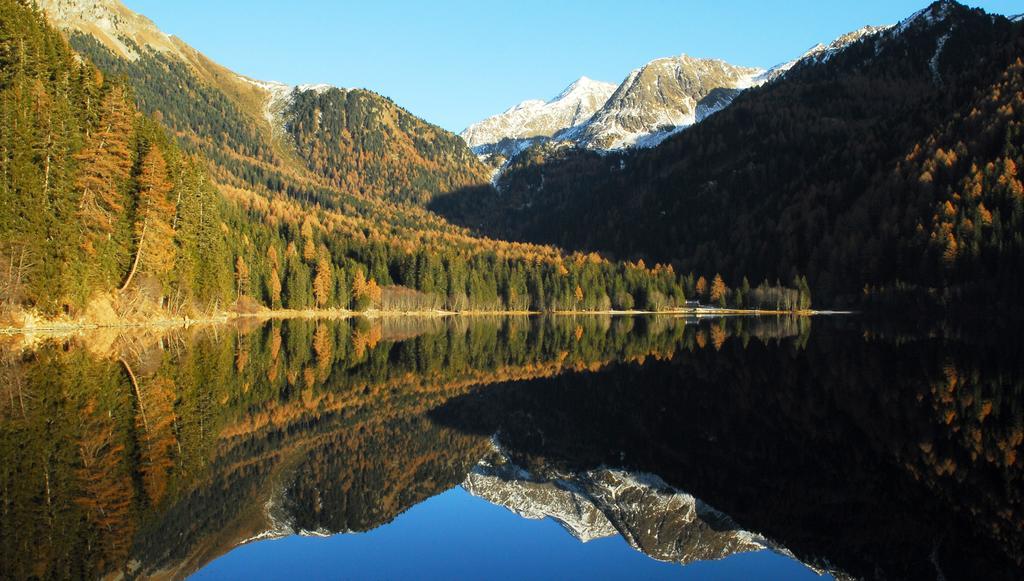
[285,87,490,205]
[66,32,287,192]
[434,1,1024,310]
[39,0,492,208]
[0,1,232,313]
[66,31,492,207]
[3,0,802,323]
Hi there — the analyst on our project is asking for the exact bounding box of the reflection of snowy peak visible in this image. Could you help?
[460,77,617,159]
[462,450,769,565]
[463,458,618,542]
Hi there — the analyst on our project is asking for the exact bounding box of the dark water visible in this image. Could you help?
[0,315,1021,579]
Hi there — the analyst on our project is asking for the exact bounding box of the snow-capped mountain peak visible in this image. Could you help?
[460,76,617,154]
[756,25,892,83]
[895,0,958,34]
[553,76,614,101]
[462,20,902,160]
[565,54,764,150]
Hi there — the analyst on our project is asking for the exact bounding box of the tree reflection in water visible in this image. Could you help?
[0,315,1019,580]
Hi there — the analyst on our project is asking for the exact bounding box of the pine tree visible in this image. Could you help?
[352,268,370,311]
[174,160,230,305]
[283,254,311,310]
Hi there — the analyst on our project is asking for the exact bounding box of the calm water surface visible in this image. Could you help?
[0,315,1020,579]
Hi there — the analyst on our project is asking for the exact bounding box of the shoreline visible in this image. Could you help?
[0,307,830,337]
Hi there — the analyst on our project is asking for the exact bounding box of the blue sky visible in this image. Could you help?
[122,0,1020,133]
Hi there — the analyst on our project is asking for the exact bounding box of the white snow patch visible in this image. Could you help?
[930,31,952,82]
[461,76,617,148]
[236,76,346,136]
[894,0,953,35]
[756,25,892,85]
[296,83,336,95]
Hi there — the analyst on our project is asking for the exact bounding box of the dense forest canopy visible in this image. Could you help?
[433,2,1024,311]
[286,87,493,205]
[0,0,806,321]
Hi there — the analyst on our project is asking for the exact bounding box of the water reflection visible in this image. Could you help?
[432,318,1024,580]
[0,315,1019,579]
[462,447,775,564]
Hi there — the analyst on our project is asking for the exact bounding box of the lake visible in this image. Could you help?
[0,315,1020,579]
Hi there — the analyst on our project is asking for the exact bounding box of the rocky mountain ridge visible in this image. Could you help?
[462,24,894,157]
[462,448,784,566]
[563,55,762,150]
[37,0,492,206]
[35,0,183,61]
[757,25,892,83]
[461,76,617,160]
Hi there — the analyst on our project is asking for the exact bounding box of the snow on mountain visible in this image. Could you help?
[564,55,763,150]
[756,25,893,84]
[38,0,355,143]
[561,24,895,150]
[295,83,337,95]
[237,77,345,137]
[893,0,956,35]
[460,76,617,157]
[462,448,774,565]
[466,22,898,157]
[35,0,185,61]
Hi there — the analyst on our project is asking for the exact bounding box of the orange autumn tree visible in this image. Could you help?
[352,268,382,311]
[695,276,708,299]
[710,274,729,307]
[122,146,176,291]
[313,250,332,308]
[76,87,135,267]
[235,255,250,298]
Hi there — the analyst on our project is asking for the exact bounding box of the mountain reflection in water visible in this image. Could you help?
[0,315,1020,579]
